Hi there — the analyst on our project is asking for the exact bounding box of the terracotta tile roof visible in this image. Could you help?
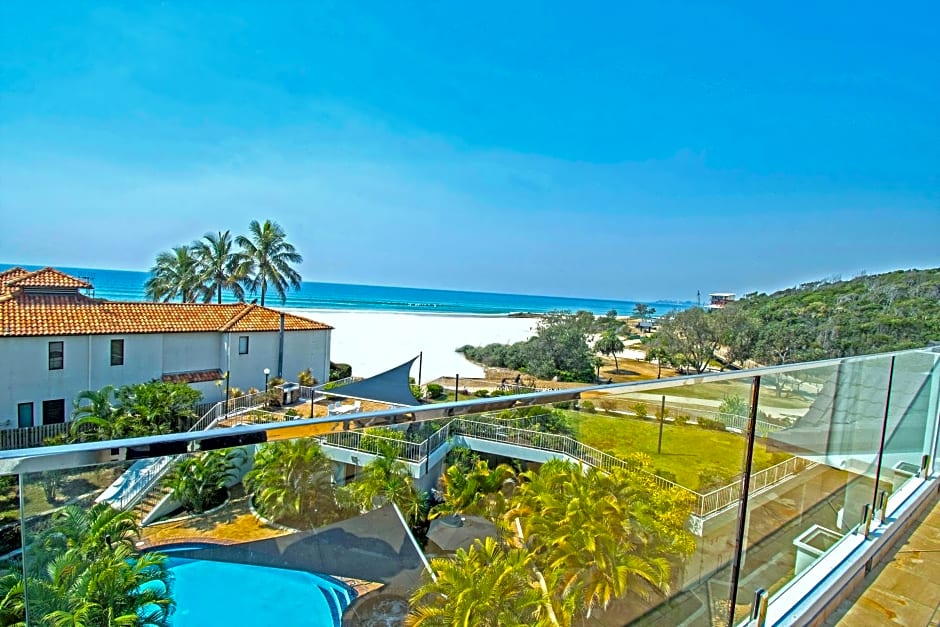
[0,267,30,296]
[162,369,225,384]
[6,267,92,290]
[0,292,332,337]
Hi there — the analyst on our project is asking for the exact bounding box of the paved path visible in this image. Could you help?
[828,495,940,626]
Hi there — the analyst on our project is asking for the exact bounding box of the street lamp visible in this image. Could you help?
[263,368,271,408]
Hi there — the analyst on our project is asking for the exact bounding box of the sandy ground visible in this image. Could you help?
[282,309,537,381]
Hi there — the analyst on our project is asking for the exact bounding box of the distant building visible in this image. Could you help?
[0,267,332,429]
[636,320,656,333]
[707,293,736,310]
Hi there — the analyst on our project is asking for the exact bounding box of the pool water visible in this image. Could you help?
[149,552,356,626]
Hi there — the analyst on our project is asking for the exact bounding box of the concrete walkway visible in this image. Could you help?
[827,495,940,626]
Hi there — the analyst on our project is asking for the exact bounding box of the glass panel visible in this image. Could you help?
[732,355,896,624]
[881,350,940,498]
[583,377,755,626]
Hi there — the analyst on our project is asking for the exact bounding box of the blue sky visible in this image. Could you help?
[1,2,937,301]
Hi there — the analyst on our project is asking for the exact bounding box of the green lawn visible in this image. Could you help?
[567,411,789,492]
[652,379,814,411]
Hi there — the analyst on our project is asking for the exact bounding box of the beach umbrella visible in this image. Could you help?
[427,514,498,552]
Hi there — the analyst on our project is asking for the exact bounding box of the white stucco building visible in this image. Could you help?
[0,267,332,429]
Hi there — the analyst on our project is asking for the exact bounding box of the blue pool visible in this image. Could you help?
[147,548,356,626]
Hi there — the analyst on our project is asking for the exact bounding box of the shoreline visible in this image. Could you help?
[282,309,538,381]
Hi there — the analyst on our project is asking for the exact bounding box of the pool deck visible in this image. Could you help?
[826,494,940,626]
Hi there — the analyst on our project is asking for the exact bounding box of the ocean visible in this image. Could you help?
[3,264,690,317]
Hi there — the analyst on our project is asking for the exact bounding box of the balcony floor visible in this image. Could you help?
[827,494,940,627]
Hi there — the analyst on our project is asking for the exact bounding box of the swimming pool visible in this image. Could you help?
[147,547,356,627]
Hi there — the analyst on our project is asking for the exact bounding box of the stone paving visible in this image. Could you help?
[828,495,940,627]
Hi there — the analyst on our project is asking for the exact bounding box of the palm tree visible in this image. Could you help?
[350,443,427,526]
[192,230,247,304]
[70,386,131,442]
[408,537,563,627]
[236,219,303,306]
[165,449,245,514]
[245,439,337,526]
[595,328,625,373]
[430,460,516,520]
[20,503,174,626]
[145,245,202,302]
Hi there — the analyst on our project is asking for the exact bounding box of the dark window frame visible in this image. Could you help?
[110,339,125,366]
[42,399,66,425]
[48,341,64,370]
[238,336,249,355]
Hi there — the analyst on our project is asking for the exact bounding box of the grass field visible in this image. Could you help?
[567,411,789,491]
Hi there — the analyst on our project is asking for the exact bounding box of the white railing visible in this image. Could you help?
[0,423,70,450]
[695,456,816,517]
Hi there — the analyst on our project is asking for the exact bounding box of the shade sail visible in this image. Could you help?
[327,356,422,407]
[427,514,498,552]
[166,505,428,595]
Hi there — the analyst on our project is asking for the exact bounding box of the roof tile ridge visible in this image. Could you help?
[278,308,333,329]
[219,302,256,332]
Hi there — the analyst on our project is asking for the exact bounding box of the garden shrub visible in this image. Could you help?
[632,402,649,419]
[473,389,490,397]
[579,400,595,413]
[426,383,445,399]
[329,361,353,381]
[697,417,727,431]
[674,414,690,426]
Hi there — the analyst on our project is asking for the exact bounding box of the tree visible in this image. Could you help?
[506,459,694,618]
[236,219,303,306]
[408,537,566,627]
[430,460,516,520]
[192,230,247,304]
[594,328,625,373]
[350,443,427,527]
[245,439,340,527]
[20,503,173,626]
[652,307,721,374]
[145,245,202,303]
[713,304,759,369]
[165,448,245,514]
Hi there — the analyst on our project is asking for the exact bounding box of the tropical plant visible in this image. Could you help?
[408,537,567,627]
[298,368,316,386]
[164,448,245,514]
[18,503,174,626]
[245,439,339,527]
[70,385,133,441]
[594,328,625,373]
[236,219,303,306]
[506,459,694,618]
[145,245,203,303]
[349,443,427,527]
[191,230,247,303]
[430,460,516,520]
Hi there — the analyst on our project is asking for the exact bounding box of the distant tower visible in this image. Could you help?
[696,290,701,307]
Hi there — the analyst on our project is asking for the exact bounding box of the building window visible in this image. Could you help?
[238,336,249,355]
[17,403,34,429]
[42,399,65,425]
[110,339,124,366]
[48,341,64,370]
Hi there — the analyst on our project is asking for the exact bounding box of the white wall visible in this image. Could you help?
[223,330,331,391]
[1,328,332,427]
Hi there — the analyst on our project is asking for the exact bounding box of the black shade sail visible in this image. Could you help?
[327,356,422,407]
[166,505,428,595]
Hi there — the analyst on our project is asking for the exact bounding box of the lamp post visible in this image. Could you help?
[263,368,270,409]
[224,371,230,407]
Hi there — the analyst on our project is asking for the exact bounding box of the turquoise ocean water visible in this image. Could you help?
[3,264,690,316]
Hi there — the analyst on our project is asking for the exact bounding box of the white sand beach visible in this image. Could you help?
[282,309,538,381]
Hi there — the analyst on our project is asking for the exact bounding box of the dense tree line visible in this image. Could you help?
[458,310,603,382]
[651,268,940,372]
[145,219,302,306]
